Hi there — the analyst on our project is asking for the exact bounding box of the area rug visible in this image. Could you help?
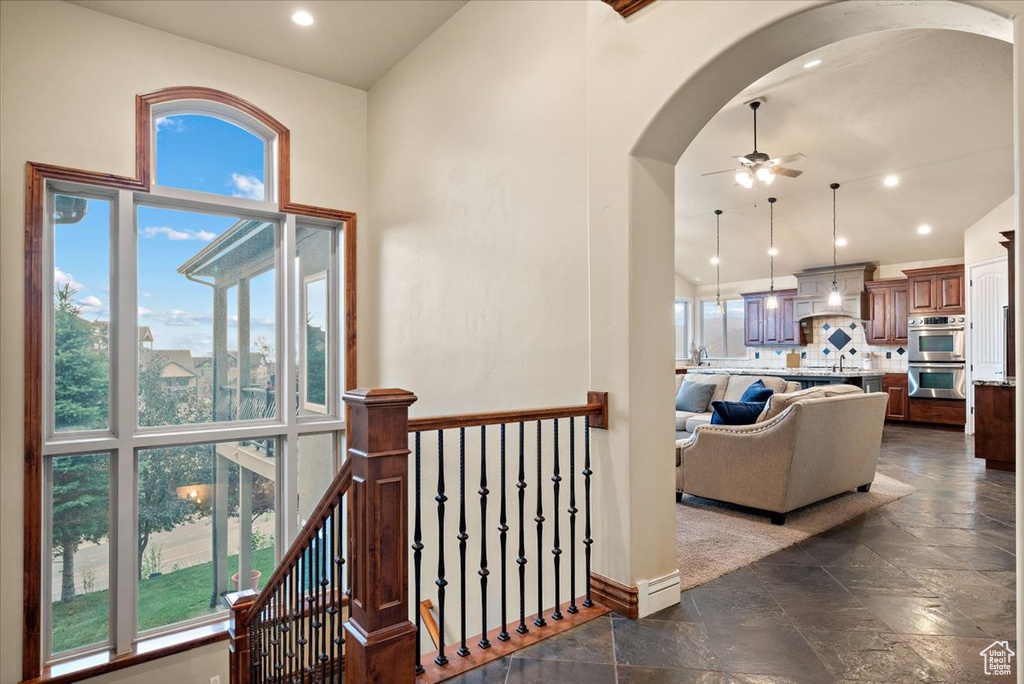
[676,473,915,591]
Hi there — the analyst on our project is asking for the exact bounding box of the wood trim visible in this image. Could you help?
[25,626,229,684]
[587,391,609,430]
[589,573,639,619]
[408,399,606,433]
[864,277,908,290]
[415,601,610,682]
[602,0,657,18]
[22,86,359,680]
[418,600,440,650]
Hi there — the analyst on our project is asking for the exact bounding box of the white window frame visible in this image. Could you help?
[674,298,692,360]
[698,297,747,360]
[40,112,347,663]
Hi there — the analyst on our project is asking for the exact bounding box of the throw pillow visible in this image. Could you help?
[710,400,767,425]
[676,380,716,413]
[739,379,775,404]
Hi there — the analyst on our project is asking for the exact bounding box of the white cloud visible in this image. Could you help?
[142,292,154,298]
[142,226,216,242]
[138,306,153,316]
[155,117,186,133]
[54,267,83,291]
[79,295,102,308]
[230,173,265,200]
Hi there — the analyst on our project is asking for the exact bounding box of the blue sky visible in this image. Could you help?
[55,115,276,357]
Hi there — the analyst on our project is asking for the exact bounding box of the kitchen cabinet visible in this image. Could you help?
[974,383,1015,471]
[882,373,909,422]
[1001,231,1015,378]
[865,279,909,344]
[903,265,965,314]
[908,398,966,427]
[741,289,805,347]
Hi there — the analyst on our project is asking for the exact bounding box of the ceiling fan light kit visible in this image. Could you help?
[828,182,843,308]
[703,100,805,187]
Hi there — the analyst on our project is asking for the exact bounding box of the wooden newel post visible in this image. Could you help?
[344,388,419,684]
[225,589,258,684]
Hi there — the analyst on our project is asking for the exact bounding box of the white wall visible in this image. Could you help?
[0,2,367,682]
[965,195,1015,264]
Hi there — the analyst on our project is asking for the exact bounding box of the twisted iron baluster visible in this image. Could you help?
[497,423,510,642]
[515,421,528,635]
[478,425,491,649]
[435,431,450,666]
[567,417,579,615]
[534,420,547,628]
[583,415,594,608]
[413,432,425,674]
[457,428,470,657]
[551,418,563,621]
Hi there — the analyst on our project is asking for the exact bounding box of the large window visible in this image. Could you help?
[674,299,691,359]
[31,91,354,671]
[700,299,746,358]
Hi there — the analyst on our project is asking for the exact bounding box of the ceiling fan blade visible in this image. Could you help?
[767,153,806,166]
[772,167,803,178]
[701,168,740,177]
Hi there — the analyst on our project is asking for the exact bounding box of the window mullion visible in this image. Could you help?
[113,188,138,653]
[281,215,299,549]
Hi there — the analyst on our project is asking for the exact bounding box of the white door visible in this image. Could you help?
[967,257,1008,432]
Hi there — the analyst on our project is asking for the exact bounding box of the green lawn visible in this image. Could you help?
[51,547,276,654]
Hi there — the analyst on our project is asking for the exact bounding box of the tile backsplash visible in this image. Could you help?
[707,316,907,372]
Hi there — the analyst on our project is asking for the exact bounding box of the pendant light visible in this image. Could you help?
[828,182,843,307]
[712,209,724,315]
[765,197,779,310]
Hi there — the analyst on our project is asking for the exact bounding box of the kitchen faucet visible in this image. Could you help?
[698,346,709,366]
[832,354,845,373]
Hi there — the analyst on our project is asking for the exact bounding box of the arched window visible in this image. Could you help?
[23,87,356,679]
[152,101,274,201]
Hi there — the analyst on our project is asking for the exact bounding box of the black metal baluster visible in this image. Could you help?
[292,561,300,677]
[478,425,491,649]
[413,432,425,674]
[457,428,470,658]
[516,421,529,635]
[338,492,347,671]
[534,420,547,628]
[320,518,329,680]
[283,569,292,679]
[306,532,315,675]
[275,583,282,682]
[583,416,594,608]
[567,417,579,615]
[331,503,340,680]
[435,431,450,666]
[297,557,306,676]
[497,423,510,642]
[551,418,563,621]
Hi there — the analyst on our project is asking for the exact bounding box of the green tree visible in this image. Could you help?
[51,285,111,603]
[306,318,326,406]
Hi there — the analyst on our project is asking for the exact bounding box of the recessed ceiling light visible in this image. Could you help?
[883,175,899,187]
[709,256,720,265]
[803,59,823,69]
[835,237,848,247]
[767,247,779,256]
[917,224,932,235]
[292,10,314,26]
[692,276,703,282]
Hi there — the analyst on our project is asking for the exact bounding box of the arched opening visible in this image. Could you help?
[613,0,1016,615]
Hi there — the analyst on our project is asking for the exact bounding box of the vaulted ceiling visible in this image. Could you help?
[675,29,1013,286]
[69,0,467,90]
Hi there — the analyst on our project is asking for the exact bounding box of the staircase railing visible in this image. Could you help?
[226,388,609,684]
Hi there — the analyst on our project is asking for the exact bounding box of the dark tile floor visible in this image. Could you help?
[447,424,1017,683]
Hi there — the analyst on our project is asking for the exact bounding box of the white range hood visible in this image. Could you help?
[793,263,876,321]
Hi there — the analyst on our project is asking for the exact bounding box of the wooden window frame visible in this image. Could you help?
[23,86,358,683]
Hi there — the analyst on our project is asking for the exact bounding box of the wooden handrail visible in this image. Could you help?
[239,458,352,626]
[408,391,608,432]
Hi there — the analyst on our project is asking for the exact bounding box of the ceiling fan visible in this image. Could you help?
[702,99,805,188]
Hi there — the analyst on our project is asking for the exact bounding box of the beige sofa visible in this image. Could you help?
[676,389,888,524]
[674,373,800,437]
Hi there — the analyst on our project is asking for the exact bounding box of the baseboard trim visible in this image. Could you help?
[589,573,639,619]
[636,569,681,617]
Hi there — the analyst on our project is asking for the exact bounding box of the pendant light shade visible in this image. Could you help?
[712,209,724,314]
[765,197,778,310]
[828,182,843,308]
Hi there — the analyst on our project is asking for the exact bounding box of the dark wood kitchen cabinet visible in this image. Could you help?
[741,289,805,347]
[903,264,965,314]
[1001,230,1015,378]
[974,383,1015,471]
[866,279,909,344]
[882,373,909,422]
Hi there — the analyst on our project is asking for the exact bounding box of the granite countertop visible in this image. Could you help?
[686,366,885,378]
[973,379,1016,388]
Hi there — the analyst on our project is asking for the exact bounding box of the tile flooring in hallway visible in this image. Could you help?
[446,424,1016,683]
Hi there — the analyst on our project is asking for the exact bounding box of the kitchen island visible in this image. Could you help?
[973,379,1015,471]
[687,366,885,393]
